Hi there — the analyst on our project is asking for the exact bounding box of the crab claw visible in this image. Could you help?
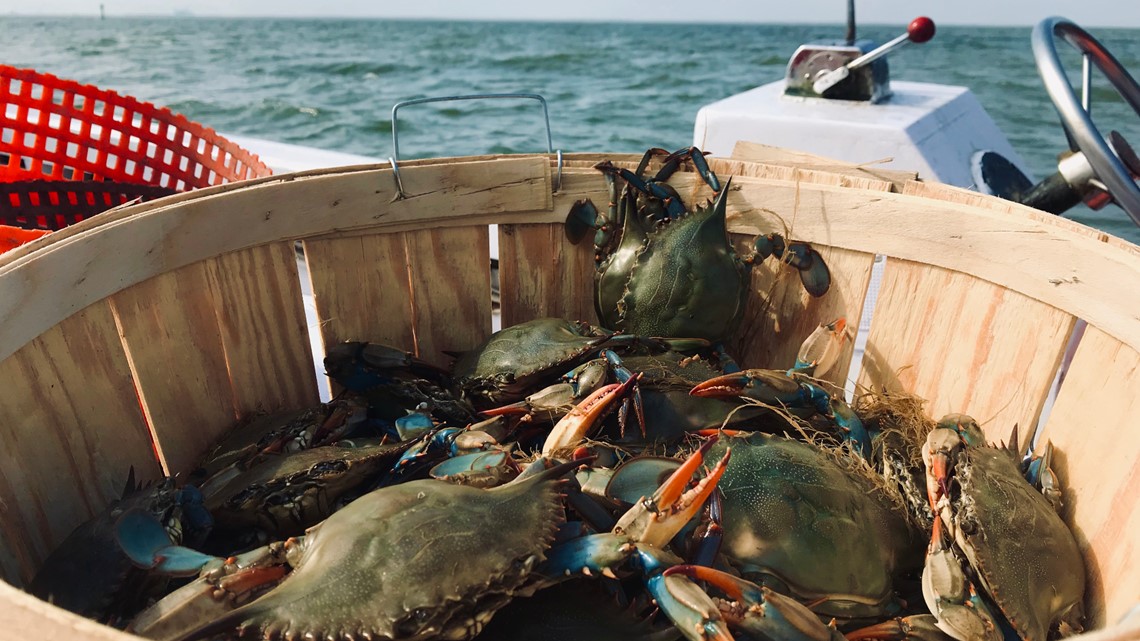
[647,573,735,641]
[666,566,846,641]
[537,532,637,581]
[115,508,220,577]
[922,423,964,510]
[566,198,600,244]
[783,243,832,297]
[846,615,952,641]
[542,375,639,456]
[690,369,802,403]
[793,317,848,377]
[612,438,730,547]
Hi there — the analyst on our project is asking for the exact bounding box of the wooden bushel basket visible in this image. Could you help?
[0,147,1137,641]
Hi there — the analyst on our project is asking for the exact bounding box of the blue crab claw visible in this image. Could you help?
[395,403,435,440]
[429,449,519,487]
[829,397,873,461]
[782,243,831,297]
[689,369,804,405]
[537,531,637,581]
[566,198,600,245]
[542,375,640,456]
[612,437,731,547]
[323,341,447,391]
[115,508,219,577]
[752,233,786,262]
[665,146,721,193]
[647,572,735,641]
[792,317,848,377]
[665,566,846,641]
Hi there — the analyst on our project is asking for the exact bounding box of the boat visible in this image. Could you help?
[1,10,1139,641]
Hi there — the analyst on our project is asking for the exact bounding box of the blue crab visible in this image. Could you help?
[919,415,1085,641]
[565,147,831,342]
[27,470,211,624]
[116,435,731,641]
[702,432,925,624]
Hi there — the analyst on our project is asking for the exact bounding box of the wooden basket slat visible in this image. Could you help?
[1035,325,1140,628]
[0,157,552,365]
[0,155,1138,641]
[205,243,319,413]
[302,233,417,362]
[730,240,876,386]
[0,302,159,584]
[729,141,918,190]
[404,226,493,368]
[857,258,1075,447]
[109,263,237,475]
[498,222,597,328]
[718,176,1140,356]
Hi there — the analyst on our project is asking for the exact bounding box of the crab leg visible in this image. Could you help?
[664,565,846,641]
[846,615,956,641]
[612,437,731,547]
[542,375,639,455]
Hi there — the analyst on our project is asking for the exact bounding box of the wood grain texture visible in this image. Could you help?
[302,233,416,357]
[109,263,237,475]
[405,226,493,368]
[205,243,319,414]
[0,157,551,363]
[857,258,1075,448]
[730,240,875,389]
[497,222,597,328]
[0,302,158,584]
[730,141,918,190]
[1036,326,1140,628]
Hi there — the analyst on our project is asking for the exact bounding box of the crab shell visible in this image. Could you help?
[451,317,613,408]
[203,441,410,539]
[182,465,569,641]
[708,433,925,621]
[597,179,749,342]
[937,439,1085,641]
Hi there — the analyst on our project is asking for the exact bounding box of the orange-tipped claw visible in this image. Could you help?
[690,373,753,398]
[541,376,638,456]
[612,438,731,547]
[478,401,531,417]
[795,317,848,377]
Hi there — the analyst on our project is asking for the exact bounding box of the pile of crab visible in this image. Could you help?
[28,149,1086,641]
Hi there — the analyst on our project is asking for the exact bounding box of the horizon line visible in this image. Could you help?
[7,13,1140,29]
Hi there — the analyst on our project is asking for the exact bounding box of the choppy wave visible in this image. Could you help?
[3,16,1139,239]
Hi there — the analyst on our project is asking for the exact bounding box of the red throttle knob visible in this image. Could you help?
[908,16,936,43]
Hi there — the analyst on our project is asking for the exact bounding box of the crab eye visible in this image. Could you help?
[395,608,434,636]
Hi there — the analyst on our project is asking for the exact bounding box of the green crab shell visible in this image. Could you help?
[203,442,408,538]
[709,434,924,620]
[947,446,1085,641]
[451,318,610,406]
[600,182,750,342]
[197,472,566,641]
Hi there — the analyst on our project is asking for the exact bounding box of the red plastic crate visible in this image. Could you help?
[0,65,272,231]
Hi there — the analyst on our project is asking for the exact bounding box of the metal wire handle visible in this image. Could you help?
[388,93,561,199]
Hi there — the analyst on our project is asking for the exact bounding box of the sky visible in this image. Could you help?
[9,0,1140,28]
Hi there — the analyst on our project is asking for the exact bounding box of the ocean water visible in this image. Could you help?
[2,17,1139,241]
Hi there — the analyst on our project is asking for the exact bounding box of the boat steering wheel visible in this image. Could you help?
[1033,17,1140,225]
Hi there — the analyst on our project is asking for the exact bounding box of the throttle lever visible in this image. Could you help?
[812,17,936,95]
